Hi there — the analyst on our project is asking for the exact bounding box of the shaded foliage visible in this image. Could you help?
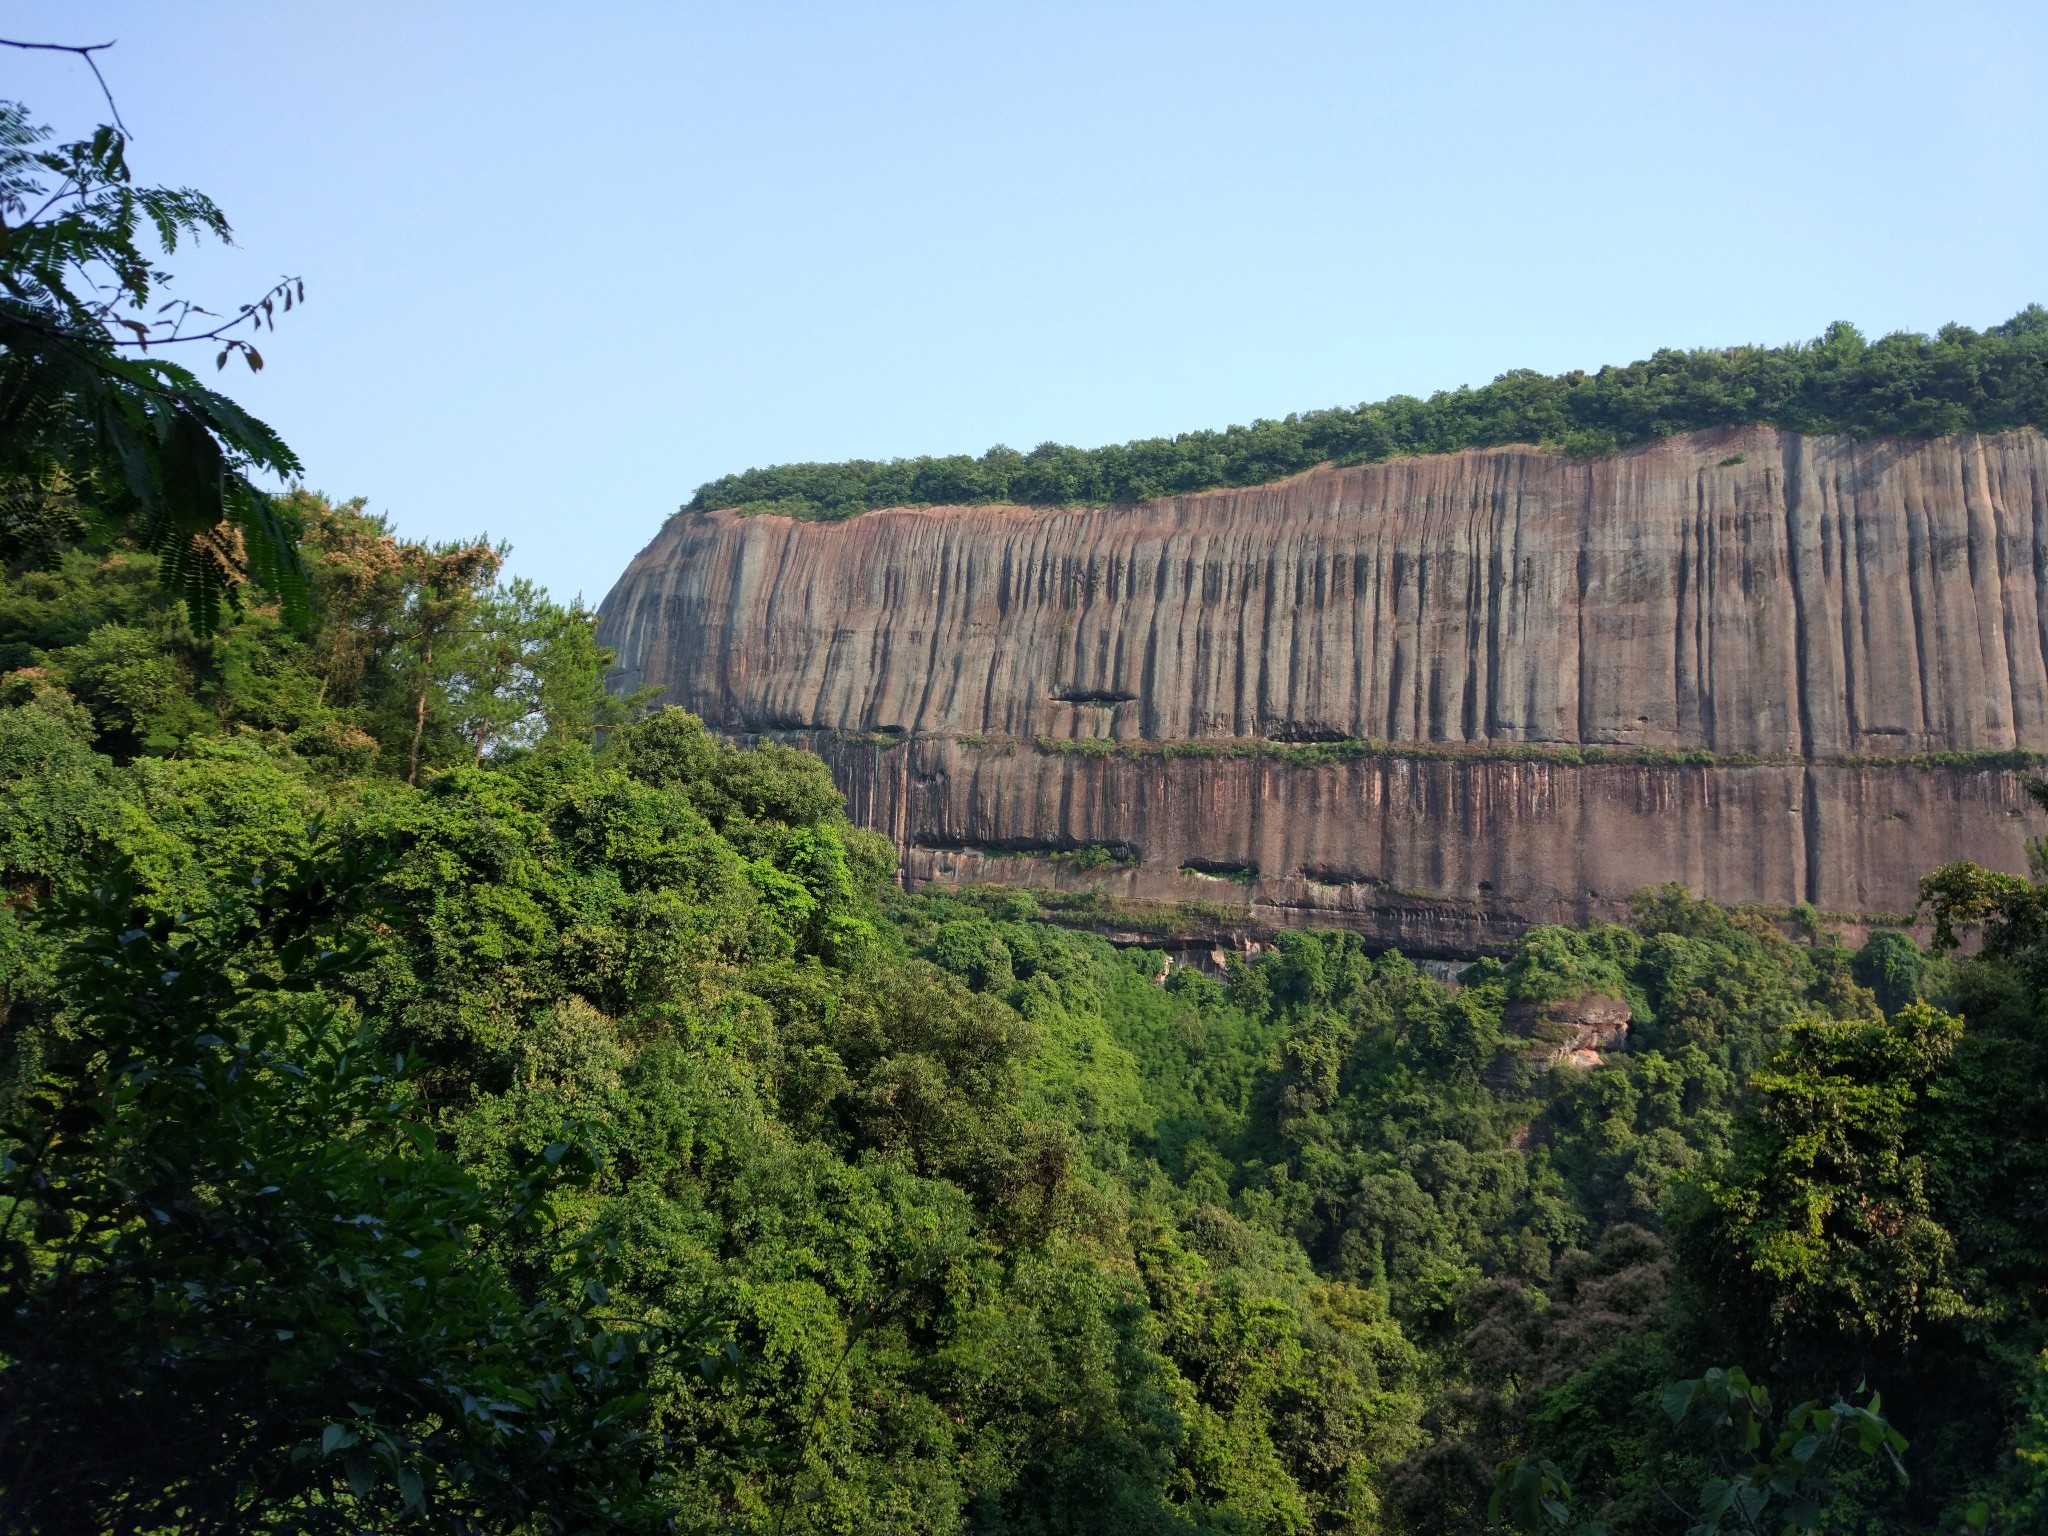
[0,854,662,1533]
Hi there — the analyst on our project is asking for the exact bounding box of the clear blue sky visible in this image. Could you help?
[7,2,2045,608]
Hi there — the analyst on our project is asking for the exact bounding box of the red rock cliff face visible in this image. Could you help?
[599,427,2048,949]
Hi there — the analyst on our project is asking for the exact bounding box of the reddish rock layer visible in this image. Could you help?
[605,426,2048,756]
[599,427,2048,946]
[796,732,2033,952]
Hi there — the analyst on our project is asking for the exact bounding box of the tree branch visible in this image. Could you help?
[0,39,129,137]
[1649,1479,1698,1524]
[7,276,307,367]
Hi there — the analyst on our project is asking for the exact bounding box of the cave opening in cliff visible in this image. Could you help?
[1052,686,1138,706]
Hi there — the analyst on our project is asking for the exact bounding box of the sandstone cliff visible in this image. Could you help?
[600,426,2048,950]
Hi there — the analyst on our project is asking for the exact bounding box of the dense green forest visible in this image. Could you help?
[5,92,2048,1534]
[687,309,2048,520]
[5,504,2048,1532]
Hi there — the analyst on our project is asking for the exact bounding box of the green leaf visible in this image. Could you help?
[1663,1379,1697,1422]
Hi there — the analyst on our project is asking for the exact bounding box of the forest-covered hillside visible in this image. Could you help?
[686,310,2048,519]
[4,497,2048,1532]
[3,90,2047,1535]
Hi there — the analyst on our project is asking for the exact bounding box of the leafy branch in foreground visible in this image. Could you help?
[0,92,307,631]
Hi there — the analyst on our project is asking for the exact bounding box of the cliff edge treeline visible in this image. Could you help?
[688,308,2048,520]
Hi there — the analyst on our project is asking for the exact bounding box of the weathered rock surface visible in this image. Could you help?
[794,732,2033,948]
[1503,994,1631,1074]
[599,426,2048,948]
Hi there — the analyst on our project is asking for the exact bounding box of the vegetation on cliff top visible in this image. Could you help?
[687,309,2048,520]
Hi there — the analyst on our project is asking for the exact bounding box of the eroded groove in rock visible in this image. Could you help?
[600,427,2048,946]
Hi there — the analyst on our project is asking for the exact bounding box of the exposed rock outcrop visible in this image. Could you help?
[599,426,2048,948]
[1503,994,1631,1073]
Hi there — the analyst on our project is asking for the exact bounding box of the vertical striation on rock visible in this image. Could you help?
[599,427,2048,947]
